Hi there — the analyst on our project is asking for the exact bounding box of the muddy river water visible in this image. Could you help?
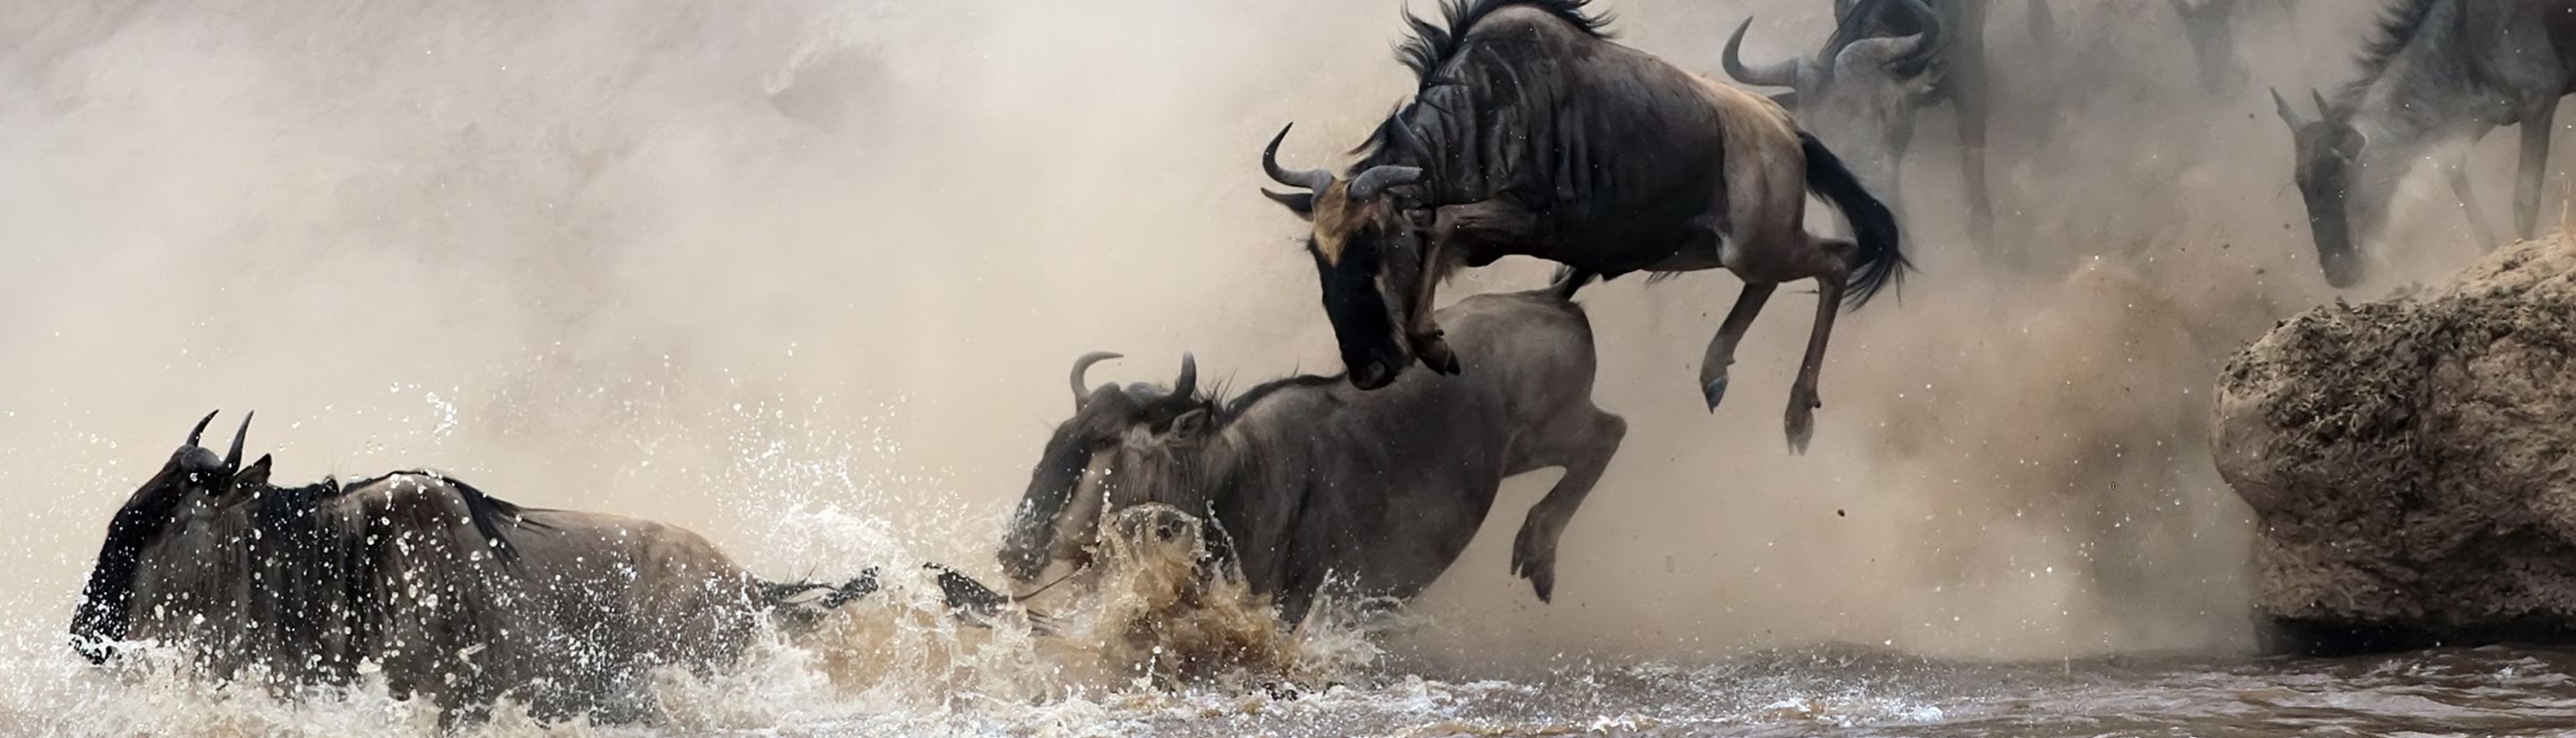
[10,613,2574,737]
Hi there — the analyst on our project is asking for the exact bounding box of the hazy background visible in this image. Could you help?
[0,0,2538,674]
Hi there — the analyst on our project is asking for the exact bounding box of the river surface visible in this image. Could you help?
[10,623,2575,737]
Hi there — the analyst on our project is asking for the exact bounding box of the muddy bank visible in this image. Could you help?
[2215,233,2576,653]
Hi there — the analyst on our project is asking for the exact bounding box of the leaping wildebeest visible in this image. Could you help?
[71,411,883,724]
[2275,0,2576,287]
[997,289,1625,620]
[1259,0,1906,451]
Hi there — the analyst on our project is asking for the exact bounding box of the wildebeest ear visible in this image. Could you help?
[1262,189,1316,220]
[233,454,272,488]
[1168,407,1211,443]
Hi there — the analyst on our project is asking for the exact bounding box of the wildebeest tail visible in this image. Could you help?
[1798,130,1908,310]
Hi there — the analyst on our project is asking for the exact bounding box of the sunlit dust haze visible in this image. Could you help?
[0,0,2533,734]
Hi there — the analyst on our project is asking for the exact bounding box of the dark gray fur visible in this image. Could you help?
[999,290,1626,620]
[2275,0,2576,287]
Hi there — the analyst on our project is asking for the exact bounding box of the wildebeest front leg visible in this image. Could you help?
[2515,101,2557,243]
[2445,147,2503,251]
[1699,283,1777,411]
[1411,200,1539,374]
[1511,408,1625,603]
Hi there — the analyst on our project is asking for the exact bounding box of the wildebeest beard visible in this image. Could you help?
[1309,223,1421,392]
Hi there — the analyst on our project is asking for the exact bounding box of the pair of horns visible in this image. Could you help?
[1260,123,1425,202]
[185,409,254,475]
[1068,353,1199,410]
[1724,0,1941,88]
[2272,88,2341,128]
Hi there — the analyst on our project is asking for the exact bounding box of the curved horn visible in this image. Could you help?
[1722,19,1801,88]
[1347,165,1425,201]
[1171,353,1198,402]
[1889,0,1943,72]
[1069,352,1122,409]
[1262,123,1335,192]
[186,410,218,447]
[222,411,252,474]
[2270,88,2305,128]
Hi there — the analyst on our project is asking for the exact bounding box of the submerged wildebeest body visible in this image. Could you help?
[2275,0,2576,287]
[70,412,877,724]
[999,290,1625,620]
[1258,0,1905,451]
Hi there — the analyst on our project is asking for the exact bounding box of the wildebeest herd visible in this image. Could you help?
[68,0,2576,725]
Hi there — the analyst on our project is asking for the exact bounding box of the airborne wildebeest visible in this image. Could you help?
[997,289,1625,620]
[1258,0,1905,451]
[70,411,880,724]
[2274,0,2576,287]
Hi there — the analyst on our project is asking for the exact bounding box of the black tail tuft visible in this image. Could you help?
[1798,130,1909,310]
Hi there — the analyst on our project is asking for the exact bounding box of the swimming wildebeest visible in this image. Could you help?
[2274,0,2576,287]
[997,289,1625,620]
[1258,0,1905,451]
[69,411,882,724]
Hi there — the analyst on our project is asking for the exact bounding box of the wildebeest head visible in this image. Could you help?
[1258,123,1428,391]
[1724,0,1944,197]
[71,410,256,662]
[2171,0,2250,98]
[2273,88,2371,287]
[1000,352,1218,583]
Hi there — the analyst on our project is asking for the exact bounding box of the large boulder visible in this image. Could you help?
[2214,233,2576,653]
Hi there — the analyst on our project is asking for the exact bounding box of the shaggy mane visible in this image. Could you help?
[2332,0,2440,111]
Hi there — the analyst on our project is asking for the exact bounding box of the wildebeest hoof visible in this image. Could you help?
[1701,376,1731,411]
[1784,389,1819,454]
[1413,334,1462,375]
[1511,524,1557,603]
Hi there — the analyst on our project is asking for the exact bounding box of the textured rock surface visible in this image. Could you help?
[2214,233,2576,652]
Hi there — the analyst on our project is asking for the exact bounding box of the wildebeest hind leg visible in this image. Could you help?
[1783,238,1859,454]
[1698,283,1778,411]
[1511,409,1626,603]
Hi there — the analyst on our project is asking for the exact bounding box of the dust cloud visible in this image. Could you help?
[0,0,2519,700]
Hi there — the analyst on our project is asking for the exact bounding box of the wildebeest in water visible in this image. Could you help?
[997,289,1625,621]
[69,411,886,724]
[2274,0,2576,287]
[1259,0,1907,452]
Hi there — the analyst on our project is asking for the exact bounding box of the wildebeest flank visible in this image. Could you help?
[998,289,1625,621]
[1259,0,1907,452]
[71,411,876,724]
[2274,0,2576,287]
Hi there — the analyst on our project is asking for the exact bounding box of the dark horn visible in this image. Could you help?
[1893,0,1943,70]
[187,410,218,447]
[2310,89,2337,123]
[1347,165,1425,201]
[2270,88,2304,128]
[1172,353,1198,401]
[1070,352,1122,409]
[222,411,252,474]
[1262,123,1335,192]
[1722,19,1801,88]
